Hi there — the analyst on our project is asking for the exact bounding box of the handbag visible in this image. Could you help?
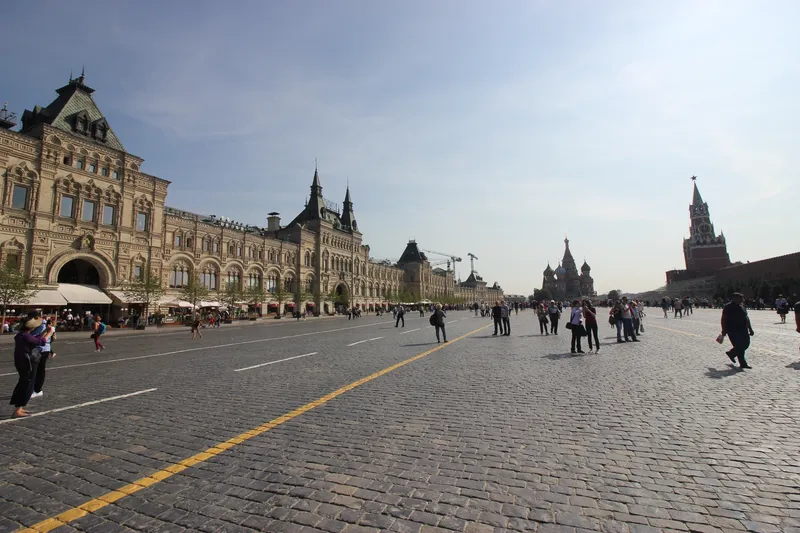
[565,322,574,330]
[578,324,588,337]
[429,314,436,326]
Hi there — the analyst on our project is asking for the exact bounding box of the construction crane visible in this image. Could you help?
[467,253,478,276]
[421,248,462,279]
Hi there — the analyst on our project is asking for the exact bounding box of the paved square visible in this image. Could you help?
[1,309,798,533]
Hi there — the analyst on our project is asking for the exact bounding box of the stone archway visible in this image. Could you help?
[47,252,114,288]
[333,281,350,312]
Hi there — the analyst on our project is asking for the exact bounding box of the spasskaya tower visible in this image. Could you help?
[683,177,731,273]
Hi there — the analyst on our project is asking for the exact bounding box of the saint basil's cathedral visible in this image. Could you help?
[541,238,596,301]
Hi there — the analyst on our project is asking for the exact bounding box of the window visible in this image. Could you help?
[227,271,241,287]
[305,278,313,292]
[266,275,277,293]
[202,238,210,252]
[237,245,242,257]
[82,200,96,222]
[174,234,182,247]
[11,185,28,209]
[248,273,261,289]
[60,196,74,217]
[136,212,148,231]
[201,270,217,290]
[102,205,115,226]
[113,170,119,180]
[101,168,109,177]
[213,241,219,253]
[5,254,19,269]
[285,277,294,293]
[76,159,85,170]
[305,252,311,267]
[134,265,143,280]
[186,237,193,249]
[169,264,189,288]
[63,155,72,165]
[89,163,97,173]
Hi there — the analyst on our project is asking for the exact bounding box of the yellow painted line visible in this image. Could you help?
[18,324,490,533]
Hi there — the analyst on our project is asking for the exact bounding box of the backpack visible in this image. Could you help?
[429,314,436,326]
[98,322,107,335]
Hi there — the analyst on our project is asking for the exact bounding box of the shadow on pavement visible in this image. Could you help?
[544,352,582,360]
[785,361,800,370]
[401,342,438,348]
[705,366,741,379]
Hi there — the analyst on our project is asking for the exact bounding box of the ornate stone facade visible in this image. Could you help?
[0,75,503,315]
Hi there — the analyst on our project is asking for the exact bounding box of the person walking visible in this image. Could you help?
[569,300,584,354]
[92,316,106,352]
[395,305,405,328]
[31,319,56,399]
[621,298,639,342]
[10,318,47,418]
[583,300,599,353]
[547,300,560,334]
[721,292,754,369]
[431,303,447,343]
[537,304,549,335]
[776,295,789,323]
[661,298,670,318]
[491,301,502,336]
[500,300,511,336]
[191,316,202,339]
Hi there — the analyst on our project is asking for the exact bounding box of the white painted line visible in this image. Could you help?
[461,318,469,321]
[347,337,384,347]
[234,352,318,372]
[0,322,392,378]
[447,321,459,324]
[398,328,421,335]
[0,388,157,425]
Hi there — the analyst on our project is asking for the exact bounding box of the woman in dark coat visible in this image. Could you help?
[10,318,47,418]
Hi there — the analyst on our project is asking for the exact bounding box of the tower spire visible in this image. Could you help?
[691,176,704,205]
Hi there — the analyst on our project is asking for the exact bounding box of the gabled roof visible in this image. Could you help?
[20,74,125,151]
[398,241,428,263]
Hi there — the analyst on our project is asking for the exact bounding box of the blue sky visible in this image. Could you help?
[4,1,799,294]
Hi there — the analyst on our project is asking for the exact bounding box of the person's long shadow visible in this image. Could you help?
[786,361,800,370]
[705,365,741,379]
[402,342,438,347]
[544,352,582,360]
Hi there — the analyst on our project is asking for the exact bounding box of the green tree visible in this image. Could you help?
[272,281,290,317]
[219,282,243,317]
[245,284,267,316]
[607,290,620,302]
[179,277,209,318]
[533,288,552,302]
[122,268,165,327]
[0,262,39,333]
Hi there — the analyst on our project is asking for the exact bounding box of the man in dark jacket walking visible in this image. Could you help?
[491,301,502,336]
[432,304,447,343]
[721,293,754,369]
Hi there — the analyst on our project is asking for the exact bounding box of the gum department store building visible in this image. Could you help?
[0,74,503,318]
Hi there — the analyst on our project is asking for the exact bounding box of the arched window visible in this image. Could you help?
[248,272,262,289]
[311,253,316,267]
[174,233,182,247]
[202,237,211,252]
[266,274,278,293]
[228,243,235,255]
[169,263,189,288]
[323,254,329,271]
[186,236,193,249]
[227,270,241,288]
[268,249,275,262]
[361,281,366,296]
[305,251,311,267]
[200,267,218,290]
[213,240,220,253]
[237,245,242,257]
[305,276,313,292]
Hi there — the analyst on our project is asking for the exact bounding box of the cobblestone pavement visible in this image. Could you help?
[1,308,798,533]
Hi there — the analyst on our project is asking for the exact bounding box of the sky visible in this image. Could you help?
[4,1,799,295]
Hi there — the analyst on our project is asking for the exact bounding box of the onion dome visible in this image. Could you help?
[555,262,567,277]
[581,260,591,272]
[543,263,554,276]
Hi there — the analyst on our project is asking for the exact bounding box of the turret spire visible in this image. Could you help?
[691,176,704,205]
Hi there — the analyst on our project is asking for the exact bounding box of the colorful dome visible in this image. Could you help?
[555,263,567,277]
[543,263,554,276]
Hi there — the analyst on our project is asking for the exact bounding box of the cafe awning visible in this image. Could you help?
[57,284,112,305]
[20,289,68,307]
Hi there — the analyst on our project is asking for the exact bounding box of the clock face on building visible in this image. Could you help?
[700,223,711,233]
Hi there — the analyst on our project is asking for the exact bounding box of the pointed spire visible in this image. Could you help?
[344,185,352,204]
[690,176,704,205]
[311,167,321,190]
